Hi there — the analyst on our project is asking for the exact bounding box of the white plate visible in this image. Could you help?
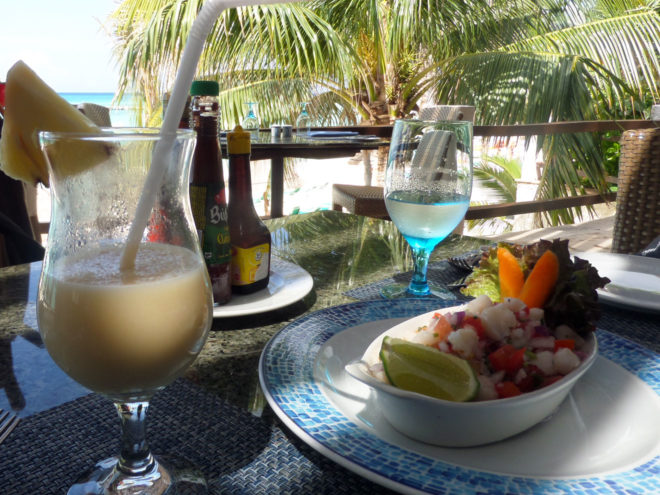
[259,299,660,494]
[572,252,660,312]
[213,257,313,318]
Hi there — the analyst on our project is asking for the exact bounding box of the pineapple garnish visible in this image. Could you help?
[0,61,111,186]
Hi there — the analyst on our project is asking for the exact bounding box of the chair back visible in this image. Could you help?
[651,105,660,121]
[419,105,475,122]
[411,130,457,183]
[77,103,112,127]
[612,127,660,254]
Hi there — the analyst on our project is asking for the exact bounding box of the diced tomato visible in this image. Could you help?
[516,376,533,392]
[516,307,530,321]
[541,375,563,388]
[495,381,522,398]
[488,345,526,374]
[517,369,544,392]
[524,364,542,375]
[554,339,575,351]
[462,315,486,339]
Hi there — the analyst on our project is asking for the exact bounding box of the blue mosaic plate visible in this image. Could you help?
[259,299,660,494]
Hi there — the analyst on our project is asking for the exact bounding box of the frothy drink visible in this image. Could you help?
[38,243,212,400]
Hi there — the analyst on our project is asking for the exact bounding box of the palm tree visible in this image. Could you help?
[109,0,660,225]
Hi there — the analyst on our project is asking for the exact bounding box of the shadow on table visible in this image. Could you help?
[0,336,25,411]
[211,290,316,331]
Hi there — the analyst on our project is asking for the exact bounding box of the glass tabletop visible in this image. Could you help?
[220,130,387,151]
[1,210,658,494]
[0,210,484,417]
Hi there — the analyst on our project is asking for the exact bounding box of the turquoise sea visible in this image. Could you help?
[59,92,137,127]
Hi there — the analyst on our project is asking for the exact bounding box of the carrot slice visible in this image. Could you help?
[497,247,524,300]
[519,249,560,308]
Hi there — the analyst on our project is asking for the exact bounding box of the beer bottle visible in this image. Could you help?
[147,92,192,243]
[162,91,191,129]
[227,125,271,294]
[189,80,232,305]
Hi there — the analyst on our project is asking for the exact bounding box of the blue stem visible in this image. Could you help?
[407,246,432,296]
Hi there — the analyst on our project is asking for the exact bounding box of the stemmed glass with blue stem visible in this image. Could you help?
[296,102,312,136]
[242,102,260,139]
[381,119,473,298]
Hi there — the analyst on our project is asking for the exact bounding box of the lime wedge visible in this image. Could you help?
[380,336,479,402]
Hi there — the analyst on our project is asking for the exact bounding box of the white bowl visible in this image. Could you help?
[345,305,598,447]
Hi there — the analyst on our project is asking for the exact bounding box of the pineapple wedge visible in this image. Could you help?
[0,60,110,186]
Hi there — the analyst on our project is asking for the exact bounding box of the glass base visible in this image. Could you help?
[380,280,455,299]
[67,455,206,495]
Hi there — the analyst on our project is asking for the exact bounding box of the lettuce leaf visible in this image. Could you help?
[459,248,500,301]
[461,239,609,336]
[460,243,527,302]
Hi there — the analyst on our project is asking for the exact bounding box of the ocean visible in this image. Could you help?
[59,92,137,127]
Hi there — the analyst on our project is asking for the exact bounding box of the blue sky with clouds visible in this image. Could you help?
[0,0,120,92]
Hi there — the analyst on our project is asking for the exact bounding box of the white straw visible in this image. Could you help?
[120,0,301,270]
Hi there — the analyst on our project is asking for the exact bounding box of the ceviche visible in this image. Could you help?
[369,239,609,402]
[372,295,593,401]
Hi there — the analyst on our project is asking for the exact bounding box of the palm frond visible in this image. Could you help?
[473,157,521,203]
[510,10,660,101]
[483,154,523,180]
[436,51,635,123]
[534,129,612,225]
[109,0,656,228]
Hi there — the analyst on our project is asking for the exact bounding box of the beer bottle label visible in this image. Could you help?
[189,183,231,266]
[231,243,270,285]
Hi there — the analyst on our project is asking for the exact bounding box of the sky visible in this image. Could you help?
[0,0,120,93]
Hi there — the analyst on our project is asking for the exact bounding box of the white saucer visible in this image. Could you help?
[572,252,660,312]
[213,257,313,318]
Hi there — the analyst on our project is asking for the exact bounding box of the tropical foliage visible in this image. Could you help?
[109,0,660,225]
[469,154,523,232]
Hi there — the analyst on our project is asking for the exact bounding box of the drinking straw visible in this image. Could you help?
[120,0,300,270]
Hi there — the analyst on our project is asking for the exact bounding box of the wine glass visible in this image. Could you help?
[381,119,473,298]
[37,128,213,494]
[295,102,312,136]
[241,102,260,140]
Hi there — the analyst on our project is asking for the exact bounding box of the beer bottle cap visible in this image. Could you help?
[190,80,219,96]
[227,125,251,154]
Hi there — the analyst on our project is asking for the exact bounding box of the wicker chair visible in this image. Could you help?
[419,105,475,122]
[331,184,391,219]
[332,105,474,218]
[77,103,112,127]
[611,127,660,254]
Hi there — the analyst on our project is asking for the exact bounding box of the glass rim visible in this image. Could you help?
[39,127,195,141]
